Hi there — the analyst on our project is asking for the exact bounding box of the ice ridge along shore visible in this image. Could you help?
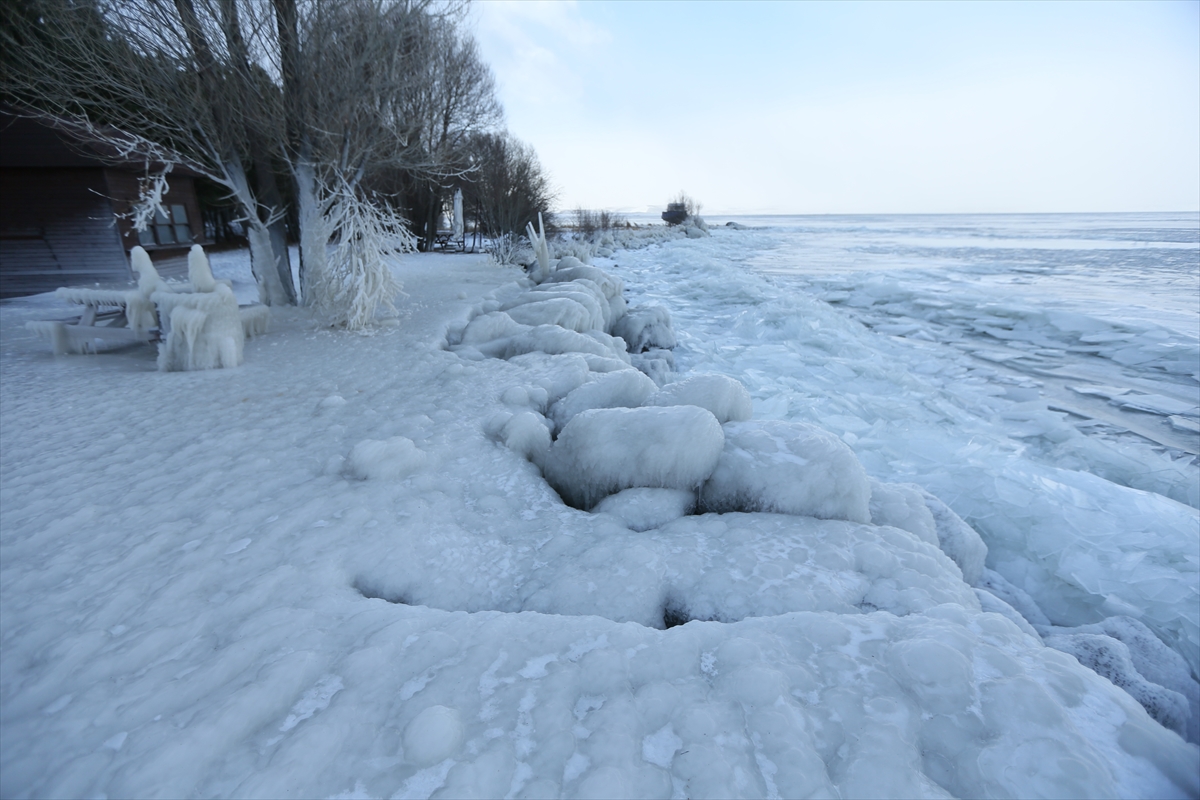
[0,240,1195,799]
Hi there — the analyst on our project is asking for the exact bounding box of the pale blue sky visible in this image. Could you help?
[471,1,1199,214]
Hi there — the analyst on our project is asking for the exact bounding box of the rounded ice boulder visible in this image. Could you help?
[649,374,753,423]
[549,369,659,433]
[700,420,871,522]
[542,406,725,510]
[612,304,676,353]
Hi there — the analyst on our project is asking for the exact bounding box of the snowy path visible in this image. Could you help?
[1,250,1197,799]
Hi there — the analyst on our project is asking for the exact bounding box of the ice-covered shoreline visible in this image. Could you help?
[1,232,1198,798]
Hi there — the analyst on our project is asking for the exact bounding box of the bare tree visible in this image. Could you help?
[464,131,556,238]
[1,0,296,304]
[385,15,503,250]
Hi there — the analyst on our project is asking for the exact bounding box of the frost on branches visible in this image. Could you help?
[307,183,416,330]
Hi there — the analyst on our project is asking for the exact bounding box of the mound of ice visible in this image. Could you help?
[700,420,872,523]
[1054,615,1200,744]
[920,488,988,586]
[974,588,1043,639]
[612,304,676,353]
[869,480,938,546]
[939,461,1200,678]
[593,487,696,532]
[501,296,600,333]
[631,349,675,387]
[529,280,612,327]
[506,353,592,406]
[543,406,725,509]
[543,265,624,302]
[549,370,659,434]
[499,411,552,462]
[657,512,980,622]
[1046,631,1191,738]
[490,325,631,363]
[458,310,529,346]
[347,436,426,480]
[649,374,752,423]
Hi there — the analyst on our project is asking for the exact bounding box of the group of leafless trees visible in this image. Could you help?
[1,0,555,320]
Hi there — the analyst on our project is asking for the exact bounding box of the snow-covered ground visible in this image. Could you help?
[1,217,1198,799]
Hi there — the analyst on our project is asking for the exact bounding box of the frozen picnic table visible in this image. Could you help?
[28,286,163,355]
[26,244,269,370]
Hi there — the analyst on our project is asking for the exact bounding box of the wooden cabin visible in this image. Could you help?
[0,110,208,299]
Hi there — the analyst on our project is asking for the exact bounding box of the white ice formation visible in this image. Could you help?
[701,420,873,522]
[648,373,753,423]
[543,406,725,510]
[154,284,244,371]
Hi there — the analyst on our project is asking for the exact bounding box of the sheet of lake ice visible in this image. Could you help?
[1,215,1197,799]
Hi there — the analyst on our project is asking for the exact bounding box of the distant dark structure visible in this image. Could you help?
[661,202,688,226]
[0,110,208,298]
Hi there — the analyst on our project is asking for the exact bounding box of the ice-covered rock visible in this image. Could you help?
[506,353,591,406]
[656,512,980,623]
[1054,615,1200,744]
[648,374,752,423]
[700,420,872,523]
[979,568,1053,630]
[502,296,600,333]
[1045,631,1192,738]
[530,279,613,327]
[631,349,675,387]
[488,325,631,363]
[593,487,696,532]
[458,310,529,347]
[869,480,939,547]
[500,411,552,462]
[920,488,988,586]
[543,265,624,302]
[974,588,1044,639]
[543,406,725,509]
[612,304,676,353]
[548,370,659,434]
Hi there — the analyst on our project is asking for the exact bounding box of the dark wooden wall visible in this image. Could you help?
[105,170,204,281]
[0,168,131,298]
[0,112,209,297]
